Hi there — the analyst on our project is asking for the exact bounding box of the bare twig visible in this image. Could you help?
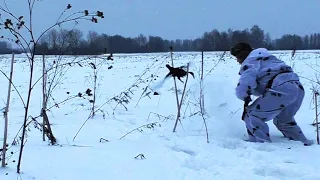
[119,122,161,140]
[314,91,319,144]
[204,51,225,78]
[108,59,159,114]
[135,59,165,107]
[0,69,25,107]
[72,109,96,141]
[147,112,174,122]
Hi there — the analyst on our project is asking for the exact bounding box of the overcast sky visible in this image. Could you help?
[1,0,319,41]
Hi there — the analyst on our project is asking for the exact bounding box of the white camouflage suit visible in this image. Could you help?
[235,48,313,146]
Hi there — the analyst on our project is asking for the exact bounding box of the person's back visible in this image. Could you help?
[237,48,299,98]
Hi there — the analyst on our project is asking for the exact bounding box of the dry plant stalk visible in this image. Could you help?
[1,53,14,167]
[169,46,183,132]
[42,54,47,141]
[200,51,205,114]
[290,48,297,68]
[204,51,225,78]
[92,65,97,117]
[291,48,296,59]
[88,59,102,117]
[40,54,56,145]
[119,122,161,140]
[173,61,190,132]
[41,109,56,144]
[0,3,105,173]
[314,91,319,144]
[169,46,180,121]
[200,51,209,143]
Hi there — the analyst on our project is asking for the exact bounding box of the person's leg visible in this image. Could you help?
[273,81,313,145]
[244,81,300,143]
[244,97,277,143]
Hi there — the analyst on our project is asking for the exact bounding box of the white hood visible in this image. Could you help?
[246,48,271,59]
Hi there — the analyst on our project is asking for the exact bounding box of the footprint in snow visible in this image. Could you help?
[218,102,227,108]
[218,139,247,150]
[254,144,276,152]
[170,146,197,156]
[253,164,309,179]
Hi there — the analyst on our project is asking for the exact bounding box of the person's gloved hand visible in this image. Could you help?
[241,96,252,121]
[244,96,252,103]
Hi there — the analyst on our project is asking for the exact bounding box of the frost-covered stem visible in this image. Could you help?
[42,54,47,141]
[1,53,14,167]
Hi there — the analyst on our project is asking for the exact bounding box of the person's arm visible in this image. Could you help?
[235,60,259,101]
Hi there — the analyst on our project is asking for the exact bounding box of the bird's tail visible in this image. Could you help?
[188,71,195,78]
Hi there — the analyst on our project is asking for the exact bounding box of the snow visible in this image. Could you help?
[0,50,320,180]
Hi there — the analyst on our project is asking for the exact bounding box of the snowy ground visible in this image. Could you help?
[0,50,320,180]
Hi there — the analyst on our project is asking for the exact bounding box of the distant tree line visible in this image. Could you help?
[1,25,320,55]
[0,41,22,54]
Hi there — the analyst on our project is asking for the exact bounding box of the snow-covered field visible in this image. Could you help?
[0,50,320,180]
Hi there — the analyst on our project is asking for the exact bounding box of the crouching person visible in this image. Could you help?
[230,42,313,146]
